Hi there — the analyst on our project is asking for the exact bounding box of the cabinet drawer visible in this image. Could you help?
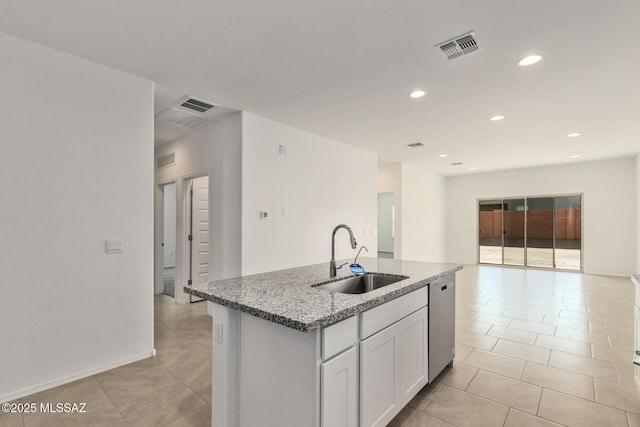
[322,315,358,360]
[360,286,428,340]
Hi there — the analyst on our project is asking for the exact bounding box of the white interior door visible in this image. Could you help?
[188,176,209,302]
[192,176,210,285]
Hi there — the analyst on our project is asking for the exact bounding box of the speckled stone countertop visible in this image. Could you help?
[184,257,462,332]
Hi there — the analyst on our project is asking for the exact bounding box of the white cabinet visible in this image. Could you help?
[360,306,428,427]
[360,319,399,427]
[321,346,358,427]
[398,307,429,403]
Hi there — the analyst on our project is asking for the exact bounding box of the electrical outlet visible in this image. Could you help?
[215,323,224,344]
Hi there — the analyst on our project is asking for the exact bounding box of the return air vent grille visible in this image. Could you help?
[157,152,175,169]
[407,142,425,148]
[436,31,481,60]
[450,162,464,166]
[179,97,217,113]
[155,95,219,129]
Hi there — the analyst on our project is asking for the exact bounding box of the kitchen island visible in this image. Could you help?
[185,257,462,427]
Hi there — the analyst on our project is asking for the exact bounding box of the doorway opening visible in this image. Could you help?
[161,182,177,297]
[378,192,395,259]
[185,175,210,303]
[478,194,582,271]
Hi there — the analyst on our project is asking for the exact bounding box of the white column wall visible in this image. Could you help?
[400,164,447,262]
[0,33,154,402]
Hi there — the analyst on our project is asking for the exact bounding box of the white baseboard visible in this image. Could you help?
[0,349,155,404]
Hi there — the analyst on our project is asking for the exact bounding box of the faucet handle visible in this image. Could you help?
[336,262,348,270]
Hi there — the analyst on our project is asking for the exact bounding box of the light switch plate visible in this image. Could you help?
[105,239,123,254]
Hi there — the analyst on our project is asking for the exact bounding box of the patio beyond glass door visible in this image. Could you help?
[478,195,581,271]
[526,197,554,268]
[479,200,503,264]
[554,196,582,270]
[503,199,525,266]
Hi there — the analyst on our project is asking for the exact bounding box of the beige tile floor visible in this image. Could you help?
[2,265,638,426]
[1,295,212,427]
[390,266,639,427]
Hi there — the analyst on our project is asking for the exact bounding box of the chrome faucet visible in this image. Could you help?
[330,224,357,278]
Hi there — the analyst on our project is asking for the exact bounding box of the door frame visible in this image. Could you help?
[154,180,177,295]
[183,174,209,303]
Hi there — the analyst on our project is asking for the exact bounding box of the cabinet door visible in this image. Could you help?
[321,346,358,427]
[397,307,429,406]
[360,323,398,427]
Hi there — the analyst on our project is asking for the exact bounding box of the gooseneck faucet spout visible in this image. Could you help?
[330,224,357,278]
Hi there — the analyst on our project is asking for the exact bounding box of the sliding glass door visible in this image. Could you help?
[479,200,503,264]
[503,199,525,266]
[478,195,581,271]
[526,197,554,268]
[554,196,582,270]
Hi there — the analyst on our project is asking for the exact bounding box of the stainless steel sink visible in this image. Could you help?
[313,273,409,294]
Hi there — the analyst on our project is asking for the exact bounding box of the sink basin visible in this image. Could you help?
[313,273,409,294]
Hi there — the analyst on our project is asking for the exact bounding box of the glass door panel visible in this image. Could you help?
[479,200,503,264]
[526,197,554,268]
[554,196,581,270]
[503,199,525,266]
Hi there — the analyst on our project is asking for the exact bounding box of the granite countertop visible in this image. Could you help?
[185,257,462,332]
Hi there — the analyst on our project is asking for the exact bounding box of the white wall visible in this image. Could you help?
[241,112,378,275]
[636,154,640,274]
[0,33,154,402]
[446,157,636,276]
[155,112,242,303]
[163,182,176,268]
[400,164,447,263]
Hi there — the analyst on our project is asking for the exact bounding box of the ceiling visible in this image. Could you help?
[1,1,639,175]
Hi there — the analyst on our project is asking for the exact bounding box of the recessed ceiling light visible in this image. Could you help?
[439,154,448,158]
[567,133,581,138]
[469,167,477,170]
[490,115,505,121]
[409,90,426,98]
[518,55,542,66]
[570,155,581,158]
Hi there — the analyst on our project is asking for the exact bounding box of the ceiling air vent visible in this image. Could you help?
[155,96,219,129]
[407,142,425,148]
[450,162,464,166]
[179,97,217,113]
[436,31,482,60]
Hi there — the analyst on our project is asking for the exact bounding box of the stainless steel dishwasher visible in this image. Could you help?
[428,274,456,382]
